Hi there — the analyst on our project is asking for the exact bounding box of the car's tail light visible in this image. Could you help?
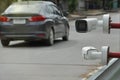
[0,16,9,22]
[37,34,45,38]
[29,15,46,22]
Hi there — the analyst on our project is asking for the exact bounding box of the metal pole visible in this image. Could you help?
[103,0,105,10]
[109,52,120,58]
[110,23,120,29]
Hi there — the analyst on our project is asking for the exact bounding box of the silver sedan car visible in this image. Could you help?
[0,1,70,47]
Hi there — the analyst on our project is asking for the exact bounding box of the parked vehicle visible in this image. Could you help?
[0,1,70,47]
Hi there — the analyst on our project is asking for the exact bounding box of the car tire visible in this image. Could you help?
[46,28,54,46]
[62,26,69,41]
[1,39,10,47]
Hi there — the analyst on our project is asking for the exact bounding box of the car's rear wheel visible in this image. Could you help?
[62,26,69,41]
[46,28,54,46]
[1,39,10,47]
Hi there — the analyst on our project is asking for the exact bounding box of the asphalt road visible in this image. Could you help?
[0,13,120,80]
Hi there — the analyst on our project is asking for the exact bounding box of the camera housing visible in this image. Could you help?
[82,46,109,65]
[75,18,98,33]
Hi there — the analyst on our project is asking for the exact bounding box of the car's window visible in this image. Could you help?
[4,4,43,14]
[38,5,48,16]
[51,5,63,16]
[46,5,54,14]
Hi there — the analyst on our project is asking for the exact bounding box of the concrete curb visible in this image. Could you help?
[86,12,107,16]
[68,16,87,21]
[83,10,108,16]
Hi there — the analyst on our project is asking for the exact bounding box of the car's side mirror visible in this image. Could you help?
[63,11,69,17]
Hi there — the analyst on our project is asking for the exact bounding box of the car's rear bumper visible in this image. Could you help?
[0,32,48,40]
[0,21,51,40]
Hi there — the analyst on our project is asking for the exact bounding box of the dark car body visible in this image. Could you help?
[0,1,70,46]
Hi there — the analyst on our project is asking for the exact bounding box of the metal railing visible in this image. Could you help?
[85,58,119,80]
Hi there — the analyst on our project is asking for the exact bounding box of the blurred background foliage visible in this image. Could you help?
[0,0,77,14]
[0,0,16,13]
[68,0,78,13]
[0,0,118,14]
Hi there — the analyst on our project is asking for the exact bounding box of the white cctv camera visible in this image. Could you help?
[75,14,111,33]
[82,46,109,65]
[75,18,98,32]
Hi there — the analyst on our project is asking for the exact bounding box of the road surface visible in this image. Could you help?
[0,13,119,80]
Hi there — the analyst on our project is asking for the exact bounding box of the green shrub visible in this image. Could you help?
[68,0,78,13]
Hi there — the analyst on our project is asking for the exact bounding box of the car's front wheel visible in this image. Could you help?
[63,26,69,41]
[1,39,10,47]
[46,28,54,46]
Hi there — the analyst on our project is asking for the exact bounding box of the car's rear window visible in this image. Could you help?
[4,3,43,14]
